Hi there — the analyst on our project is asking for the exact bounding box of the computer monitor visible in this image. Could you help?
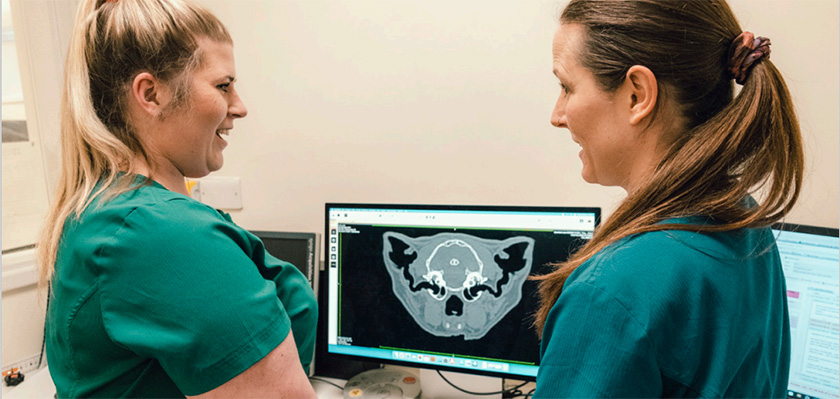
[321,203,600,381]
[772,223,839,399]
[249,230,319,288]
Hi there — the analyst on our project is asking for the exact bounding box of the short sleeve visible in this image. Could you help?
[96,199,291,396]
[534,281,661,398]
[216,211,319,373]
[255,247,318,373]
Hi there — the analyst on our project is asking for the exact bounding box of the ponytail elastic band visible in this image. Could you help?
[727,31,771,85]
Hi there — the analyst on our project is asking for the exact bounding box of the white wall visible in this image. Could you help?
[200,0,621,241]
[1,283,46,369]
[728,0,840,229]
[195,0,838,241]
[1,0,76,371]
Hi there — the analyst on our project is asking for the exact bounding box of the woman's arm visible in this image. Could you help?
[189,331,317,399]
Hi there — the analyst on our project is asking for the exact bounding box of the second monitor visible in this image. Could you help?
[250,230,319,288]
[323,203,600,381]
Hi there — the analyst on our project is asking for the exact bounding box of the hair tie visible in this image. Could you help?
[727,32,771,85]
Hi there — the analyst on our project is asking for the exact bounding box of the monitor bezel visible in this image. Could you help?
[771,221,839,238]
[249,230,320,288]
[320,202,602,381]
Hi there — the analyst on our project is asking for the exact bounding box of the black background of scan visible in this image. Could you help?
[336,224,586,365]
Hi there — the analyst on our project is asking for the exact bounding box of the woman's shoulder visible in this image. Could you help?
[78,180,259,275]
[568,219,774,294]
[88,179,220,222]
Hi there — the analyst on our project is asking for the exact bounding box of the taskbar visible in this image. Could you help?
[328,344,537,378]
[787,389,823,399]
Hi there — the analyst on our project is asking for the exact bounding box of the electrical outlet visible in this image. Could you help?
[2,354,43,376]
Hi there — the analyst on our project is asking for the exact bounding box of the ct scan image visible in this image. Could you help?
[382,231,534,340]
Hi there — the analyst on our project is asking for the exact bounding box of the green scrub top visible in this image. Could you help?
[535,217,790,398]
[46,176,318,398]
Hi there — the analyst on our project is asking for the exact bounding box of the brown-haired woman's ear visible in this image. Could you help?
[622,65,658,126]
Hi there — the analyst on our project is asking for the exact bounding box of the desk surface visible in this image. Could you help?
[6,369,349,399]
[311,366,535,399]
[3,365,534,399]
[311,375,347,399]
[3,367,55,399]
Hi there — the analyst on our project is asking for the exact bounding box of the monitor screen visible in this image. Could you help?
[249,230,319,288]
[773,223,839,399]
[323,203,600,380]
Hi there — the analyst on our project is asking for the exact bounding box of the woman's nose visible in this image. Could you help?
[551,97,566,128]
[229,94,248,119]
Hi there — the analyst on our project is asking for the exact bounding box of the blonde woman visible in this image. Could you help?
[534,0,803,397]
[37,0,317,397]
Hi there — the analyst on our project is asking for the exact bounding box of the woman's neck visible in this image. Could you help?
[129,156,189,195]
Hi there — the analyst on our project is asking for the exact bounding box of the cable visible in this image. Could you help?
[37,285,51,369]
[435,370,529,396]
[519,388,537,399]
[308,376,344,390]
[502,387,525,399]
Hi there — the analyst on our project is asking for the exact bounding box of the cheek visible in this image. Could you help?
[209,99,227,121]
[565,97,609,144]
[194,94,227,124]
[564,101,590,133]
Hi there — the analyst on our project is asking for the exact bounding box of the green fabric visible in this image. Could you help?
[46,177,317,398]
[535,218,790,398]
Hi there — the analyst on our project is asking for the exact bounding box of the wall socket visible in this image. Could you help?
[2,354,43,376]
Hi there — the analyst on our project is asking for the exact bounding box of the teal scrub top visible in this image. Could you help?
[535,217,790,398]
[46,176,318,398]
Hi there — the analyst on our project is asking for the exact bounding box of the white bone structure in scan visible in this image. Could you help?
[382,232,534,340]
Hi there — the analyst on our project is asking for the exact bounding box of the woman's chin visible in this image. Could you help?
[208,156,224,173]
[580,166,597,185]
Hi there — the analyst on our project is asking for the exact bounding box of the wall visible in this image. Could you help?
[727,0,840,229]
[197,0,839,242]
[1,273,46,370]
[1,0,76,371]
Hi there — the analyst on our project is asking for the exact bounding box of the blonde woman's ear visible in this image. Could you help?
[130,72,170,117]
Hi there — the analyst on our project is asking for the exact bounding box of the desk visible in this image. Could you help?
[311,375,347,398]
[312,366,536,399]
[6,369,349,399]
[2,367,350,399]
[3,365,535,399]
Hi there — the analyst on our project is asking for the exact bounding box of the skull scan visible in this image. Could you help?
[382,232,535,340]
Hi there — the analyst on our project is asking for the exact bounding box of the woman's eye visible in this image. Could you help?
[217,83,230,92]
[558,82,569,94]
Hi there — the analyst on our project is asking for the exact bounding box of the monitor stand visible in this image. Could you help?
[341,366,504,399]
[418,369,502,399]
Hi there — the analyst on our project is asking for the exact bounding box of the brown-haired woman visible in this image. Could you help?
[533,0,802,397]
[38,0,317,397]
